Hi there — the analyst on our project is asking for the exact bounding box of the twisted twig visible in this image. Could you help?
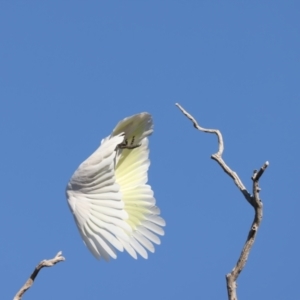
[13,251,65,300]
[176,103,269,300]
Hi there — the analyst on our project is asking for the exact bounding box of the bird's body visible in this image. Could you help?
[66,113,165,260]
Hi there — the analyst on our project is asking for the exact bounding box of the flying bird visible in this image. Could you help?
[66,113,165,261]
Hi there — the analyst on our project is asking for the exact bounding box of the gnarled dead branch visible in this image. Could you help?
[176,103,269,300]
[13,251,65,300]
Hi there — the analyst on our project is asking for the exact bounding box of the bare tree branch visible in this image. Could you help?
[176,103,269,300]
[175,103,252,204]
[13,251,65,300]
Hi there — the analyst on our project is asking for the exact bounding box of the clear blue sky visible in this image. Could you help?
[1,2,299,299]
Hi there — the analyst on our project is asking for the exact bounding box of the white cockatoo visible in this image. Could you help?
[66,113,165,261]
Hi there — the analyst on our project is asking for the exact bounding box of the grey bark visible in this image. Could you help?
[176,103,269,300]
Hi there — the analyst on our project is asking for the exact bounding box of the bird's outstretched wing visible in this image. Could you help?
[66,113,165,260]
[115,137,165,259]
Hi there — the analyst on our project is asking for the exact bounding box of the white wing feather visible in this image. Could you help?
[66,113,165,260]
